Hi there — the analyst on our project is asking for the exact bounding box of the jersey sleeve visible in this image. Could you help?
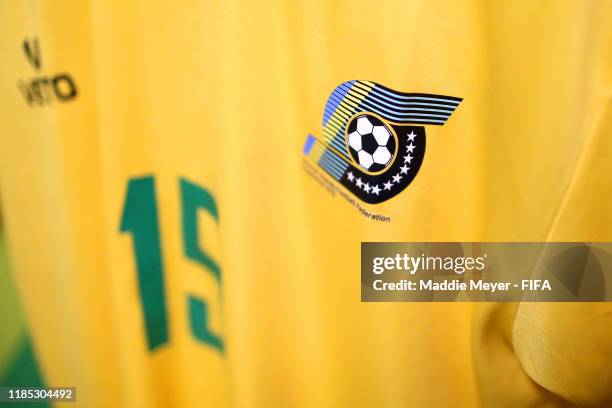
[475,96,612,407]
[512,98,612,406]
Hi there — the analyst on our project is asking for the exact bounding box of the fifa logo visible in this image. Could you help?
[303,80,461,204]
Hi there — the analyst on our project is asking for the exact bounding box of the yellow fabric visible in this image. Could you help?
[0,0,611,407]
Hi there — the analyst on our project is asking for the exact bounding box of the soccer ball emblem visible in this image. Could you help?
[346,114,396,172]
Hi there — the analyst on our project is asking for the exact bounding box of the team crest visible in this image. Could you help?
[303,80,461,204]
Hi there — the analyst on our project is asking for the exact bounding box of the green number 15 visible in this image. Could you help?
[120,176,223,353]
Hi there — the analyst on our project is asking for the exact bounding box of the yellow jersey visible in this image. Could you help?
[0,0,611,407]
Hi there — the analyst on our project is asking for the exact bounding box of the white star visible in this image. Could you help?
[403,154,413,164]
[406,143,415,153]
[383,181,393,190]
[347,172,355,182]
[392,173,402,183]
[407,131,417,142]
[400,165,410,174]
[363,183,371,193]
[372,185,381,195]
[356,178,363,188]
